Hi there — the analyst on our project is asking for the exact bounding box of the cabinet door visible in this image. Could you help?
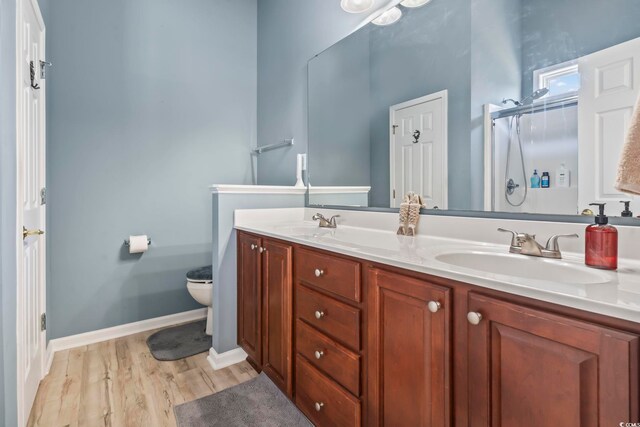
[367,268,452,427]
[468,293,640,427]
[262,239,293,396]
[237,232,262,368]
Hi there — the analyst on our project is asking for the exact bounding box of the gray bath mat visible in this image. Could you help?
[174,373,312,427]
[147,320,210,361]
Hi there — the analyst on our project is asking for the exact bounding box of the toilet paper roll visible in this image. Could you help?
[128,235,149,254]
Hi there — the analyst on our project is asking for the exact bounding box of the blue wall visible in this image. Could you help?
[256,0,362,186]
[521,0,640,96]
[308,28,372,189]
[1,0,18,422]
[46,0,257,339]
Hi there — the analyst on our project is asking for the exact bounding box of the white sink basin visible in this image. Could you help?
[435,251,610,285]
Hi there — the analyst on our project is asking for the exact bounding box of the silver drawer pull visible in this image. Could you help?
[250,244,257,250]
[314,310,325,319]
[314,402,324,412]
[467,312,483,325]
[314,350,325,360]
[427,301,442,313]
[259,247,266,253]
[314,268,324,277]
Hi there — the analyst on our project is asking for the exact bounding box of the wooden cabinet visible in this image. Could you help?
[367,268,452,427]
[237,231,640,426]
[294,248,363,426]
[237,231,293,395]
[467,292,639,427]
[237,232,262,368]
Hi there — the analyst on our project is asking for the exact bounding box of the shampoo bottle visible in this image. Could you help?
[585,203,618,270]
[556,162,570,188]
[541,172,550,188]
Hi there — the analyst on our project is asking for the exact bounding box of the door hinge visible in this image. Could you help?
[40,60,52,79]
[392,125,398,135]
[40,187,46,205]
[40,313,46,331]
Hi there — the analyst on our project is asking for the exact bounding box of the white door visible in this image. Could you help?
[390,91,448,209]
[17,0,46,424]
[578,37,640,212]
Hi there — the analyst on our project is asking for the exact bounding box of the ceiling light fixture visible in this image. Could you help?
[372,6,402,26]
[400,0,433,7]
[340,0,374,13]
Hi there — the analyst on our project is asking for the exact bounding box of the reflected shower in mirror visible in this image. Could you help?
[307,0,640,220]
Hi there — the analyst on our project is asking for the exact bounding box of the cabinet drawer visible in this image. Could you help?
[296,247,361,302]
[296,319,360,396]
[295,357,361,427]
[296,284,361,351]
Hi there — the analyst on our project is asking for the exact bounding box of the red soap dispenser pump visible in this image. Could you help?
[585,203,618,270]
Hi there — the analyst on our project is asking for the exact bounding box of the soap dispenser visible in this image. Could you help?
[620,201,633,217]
[585,203,618,270]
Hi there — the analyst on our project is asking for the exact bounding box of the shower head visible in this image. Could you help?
[502,88,550,107]
[520,88,550,105]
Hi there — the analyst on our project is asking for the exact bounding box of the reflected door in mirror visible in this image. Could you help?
[390,91,448,209]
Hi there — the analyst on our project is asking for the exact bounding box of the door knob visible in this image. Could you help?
[23,226,44,240]
[467,312,483,325]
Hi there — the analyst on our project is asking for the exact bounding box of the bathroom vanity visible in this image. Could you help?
[235,209,640,426]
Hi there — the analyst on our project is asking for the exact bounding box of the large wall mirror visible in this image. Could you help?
[307,0,640,222]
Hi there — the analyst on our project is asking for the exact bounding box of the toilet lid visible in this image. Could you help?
[186,265,212,282]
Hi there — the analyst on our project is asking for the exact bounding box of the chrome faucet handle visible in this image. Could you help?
[544,233,579,258]
[328,215,340,227]
[498,228,519,246]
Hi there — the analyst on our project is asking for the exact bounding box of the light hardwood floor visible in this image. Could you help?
[28,327,258,427]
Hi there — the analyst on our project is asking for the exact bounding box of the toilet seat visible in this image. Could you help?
[187,278,212,285]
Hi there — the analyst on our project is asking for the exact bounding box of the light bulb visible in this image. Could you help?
[340,0,374,13]
[372,6,402,26]
[400,0,433,7]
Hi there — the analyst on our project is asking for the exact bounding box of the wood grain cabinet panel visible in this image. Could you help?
[367,268,452,427]
[295,357,361,427]
[296,284,361,351]
[296,247,361,302]
[237,232,293,396]
[237,232,262,368]
[261,240,293,395]
[296,319,361,396]
[467,292,640,427]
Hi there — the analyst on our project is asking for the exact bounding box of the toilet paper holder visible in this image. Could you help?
[124,237,151,246]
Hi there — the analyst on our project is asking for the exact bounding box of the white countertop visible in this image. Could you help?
[235,208,640,324]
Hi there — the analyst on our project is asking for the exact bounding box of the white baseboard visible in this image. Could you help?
[207,346,248,370]
[44,342,55,376]
[45,308,207,369]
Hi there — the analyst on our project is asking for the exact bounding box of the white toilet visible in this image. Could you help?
[186,266,213,336]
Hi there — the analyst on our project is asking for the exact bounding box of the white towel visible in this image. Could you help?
[616,92,640,195]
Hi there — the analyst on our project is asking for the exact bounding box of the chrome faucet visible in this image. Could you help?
[312,213,340,229]
[498,228,578,259]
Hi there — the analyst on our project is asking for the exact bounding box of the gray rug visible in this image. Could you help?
[147,320,211,361]
[174,373,312,427]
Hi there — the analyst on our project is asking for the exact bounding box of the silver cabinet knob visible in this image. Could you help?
[467,312,483,325]
[427,301,442,313]
[250,244,257,250]
[314,310,325,319]
[259,247,266,253]
[314,350,324,360]
[314,402,324,412]
[314,268,324,277]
